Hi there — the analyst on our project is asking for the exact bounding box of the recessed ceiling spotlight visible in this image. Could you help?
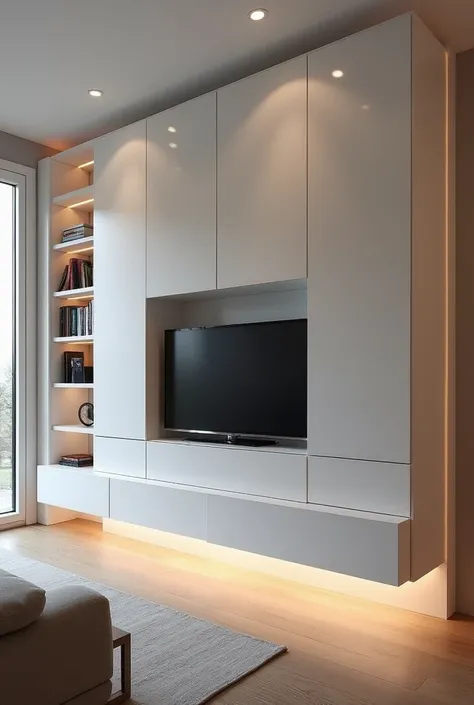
[248,8,268,21]
[88,89,103,97]
[169,142,178,149]
[168,126,176,133]
[332,70,344,79]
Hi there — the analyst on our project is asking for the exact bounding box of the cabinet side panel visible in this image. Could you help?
[94,122,147,439]
[410,16,447,581]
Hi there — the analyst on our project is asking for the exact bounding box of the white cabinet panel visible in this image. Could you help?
[207,494,410,586]
[308,456,410,517]
[147,94,217,297]
[307,17,411,463]
[217,57,307,289]
[147,441,307,502]
[94,122,147,440]
[95,437,146,478]
[37,465,110,517]
[110,479,206,539]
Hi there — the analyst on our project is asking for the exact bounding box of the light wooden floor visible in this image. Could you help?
[0,520,473,705]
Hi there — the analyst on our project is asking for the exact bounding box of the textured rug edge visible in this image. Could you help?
[200,645,288,705]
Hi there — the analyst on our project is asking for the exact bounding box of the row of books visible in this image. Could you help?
[59,301,94,337]
[62,223,93,242]
[58,258,93,291]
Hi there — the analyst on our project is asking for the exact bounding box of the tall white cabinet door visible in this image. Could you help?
[94,121,147,440]
[147,93,217,297]
[217,57,307,289]
[307,16,412,464]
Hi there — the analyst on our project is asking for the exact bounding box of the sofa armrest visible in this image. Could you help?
[0,585,113,705]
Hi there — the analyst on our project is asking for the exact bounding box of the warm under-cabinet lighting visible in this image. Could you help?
[168,126,176,133]
[248,8,268,21]
[68,198,94,209]
[69,246,94,254]
[332,70,344,78]
[169,142,178,149]
[78,160,94,169]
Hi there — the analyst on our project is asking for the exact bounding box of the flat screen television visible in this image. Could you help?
[164,319,307,440]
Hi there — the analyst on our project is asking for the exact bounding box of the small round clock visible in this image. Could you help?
[78,402,94,427]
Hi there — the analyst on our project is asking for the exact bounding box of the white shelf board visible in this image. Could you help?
[53,185,94,211]
[149,438,308,455]
[39,464,95,474]
[53,236,94,254]
[54,287,94,299]
[54,383,94,389]
[52,424,94,435]
[53,335,94,344]
[52,141,94,169]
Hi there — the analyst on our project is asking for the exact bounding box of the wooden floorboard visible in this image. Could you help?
[0,519,472,704]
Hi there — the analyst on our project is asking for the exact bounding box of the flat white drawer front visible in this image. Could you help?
[207,494,410,586]
[308,456,410,517]
[147,442,307,502]
[109,479,206,539]
[37,466,110,517]
[95,437,146,478]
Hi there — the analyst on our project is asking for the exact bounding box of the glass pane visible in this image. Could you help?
[0,182,15,515]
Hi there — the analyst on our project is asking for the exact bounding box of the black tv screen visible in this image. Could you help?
[164,319,307,439]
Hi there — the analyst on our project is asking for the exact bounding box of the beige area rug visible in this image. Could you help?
[0,549,286,705]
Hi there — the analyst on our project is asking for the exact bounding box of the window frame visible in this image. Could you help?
[0,160,36,529]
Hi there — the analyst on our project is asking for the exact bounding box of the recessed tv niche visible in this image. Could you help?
[164,319,307,442]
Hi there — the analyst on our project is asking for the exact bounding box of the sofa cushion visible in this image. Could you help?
[0,568,46,635]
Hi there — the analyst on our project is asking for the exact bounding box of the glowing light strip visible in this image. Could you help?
[68,198,94,209]
[78,160,94,169]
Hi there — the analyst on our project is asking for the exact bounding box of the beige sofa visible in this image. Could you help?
[0,568,113,705]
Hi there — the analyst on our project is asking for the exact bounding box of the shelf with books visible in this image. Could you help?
[53,185,94,211]
[53,335,94,344]
[54,383,94,389]
[53,236,94,254]
[52,424,94,435]
[54,287,94,300]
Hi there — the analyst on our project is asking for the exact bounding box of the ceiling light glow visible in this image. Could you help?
[88,89,103,97]
[248,8,268,21]
[168,126,176,133]
[169,143,178,149]
[332,70,344,78]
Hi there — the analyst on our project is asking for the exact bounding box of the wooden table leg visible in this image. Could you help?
[109,627,131,704]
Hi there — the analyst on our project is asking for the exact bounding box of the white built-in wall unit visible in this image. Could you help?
[37,14,450,614]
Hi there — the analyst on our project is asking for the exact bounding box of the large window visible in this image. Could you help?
[0,182,15,514]
[0,162,35,528]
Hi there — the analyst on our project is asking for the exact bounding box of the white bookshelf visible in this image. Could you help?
[52,184,94,211]
[53,236,94,254]
[38,142,96,470]
[54,286,94,299]
[53,335,94,344]
[52,424,94,435]
[54,383,94,389]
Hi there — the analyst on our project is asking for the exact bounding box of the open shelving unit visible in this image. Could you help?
[38,140,96,472]
[53,236,94,254]
[54,286,94,299]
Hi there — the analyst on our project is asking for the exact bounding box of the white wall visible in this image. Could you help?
[0,130,55,167]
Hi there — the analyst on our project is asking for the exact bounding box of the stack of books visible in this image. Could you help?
[59,300,94,337]
[62,223,93,243]
[57,258,93,291]
[59,454,93,468]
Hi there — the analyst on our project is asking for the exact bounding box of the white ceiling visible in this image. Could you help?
[2,0,474,149]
